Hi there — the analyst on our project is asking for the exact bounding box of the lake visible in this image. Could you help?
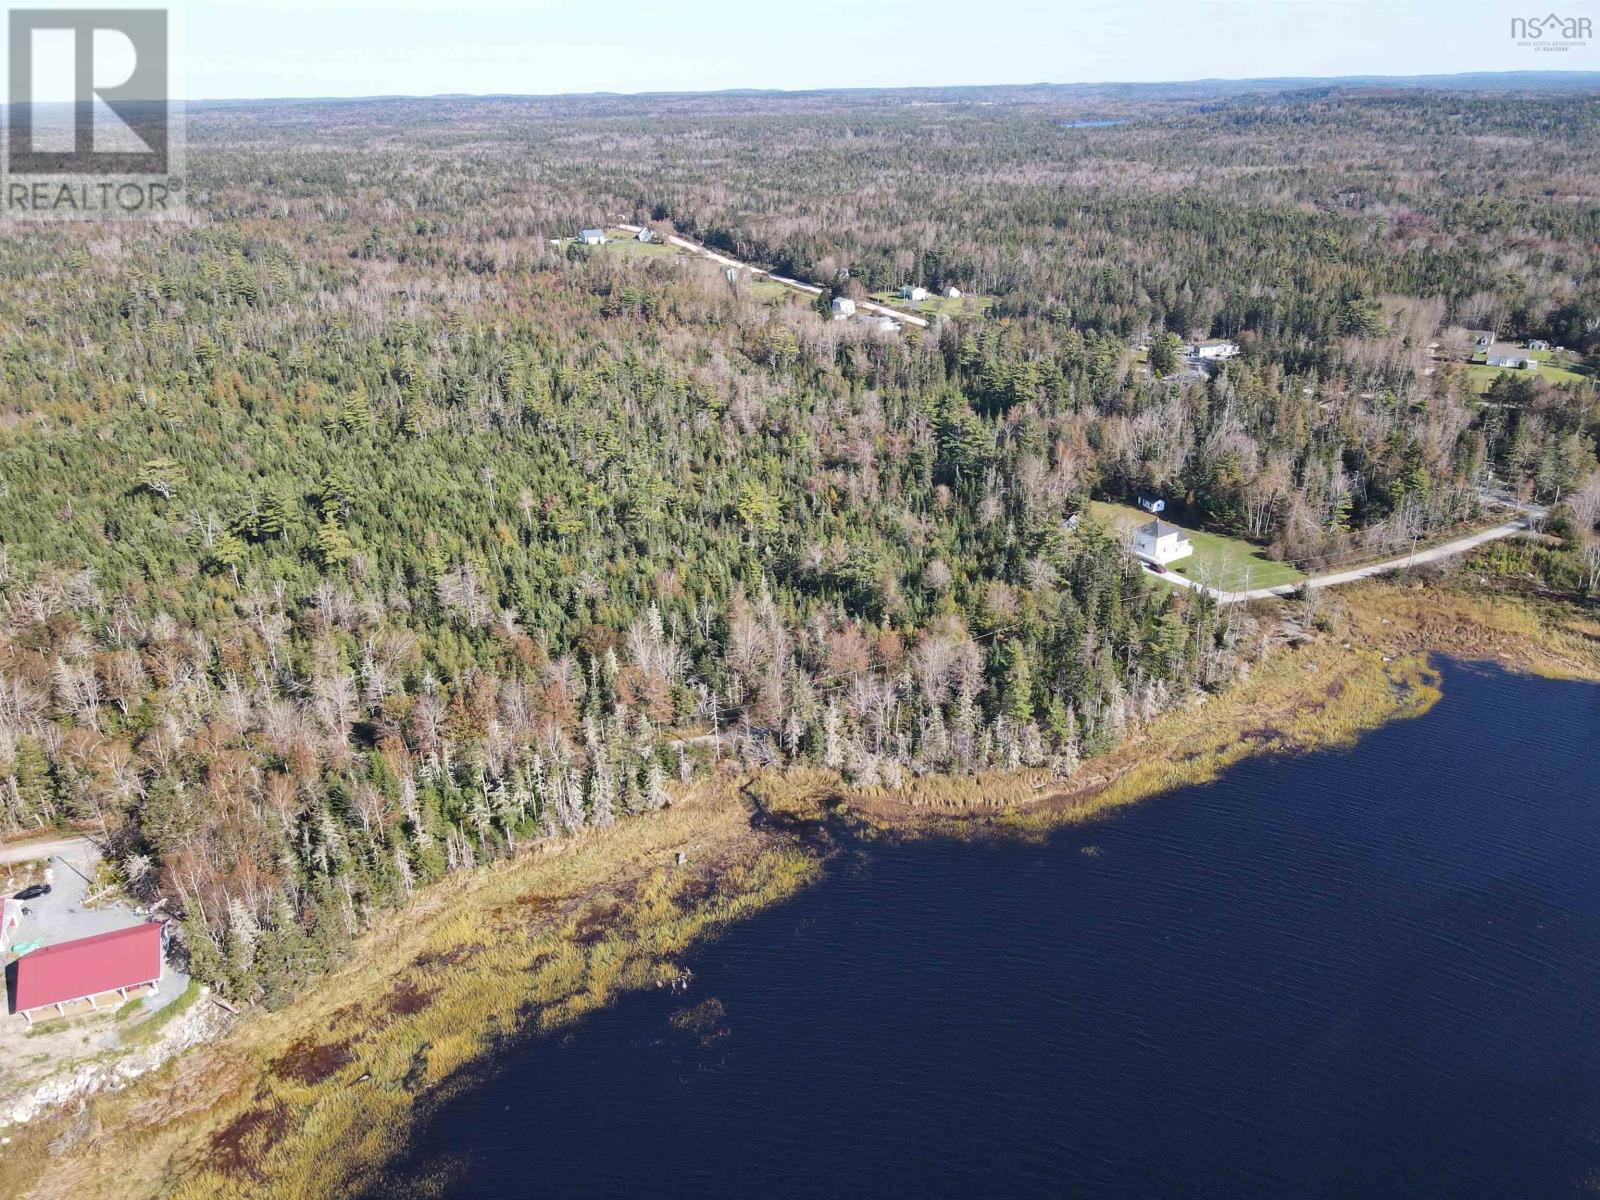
[378,660,1600,1198]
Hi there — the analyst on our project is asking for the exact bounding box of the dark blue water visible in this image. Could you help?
[386,660,1600,1198]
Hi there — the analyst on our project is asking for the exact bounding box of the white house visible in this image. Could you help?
[1485,343,1538,370]
[1188,339,1240,361]
[1133,519,1194,566]
[831,297,857,319]
[899,285,929,302]
[578,229,606,245]
[944,286,962,299]
[636,227,654,243]
[1466,329,1495,351]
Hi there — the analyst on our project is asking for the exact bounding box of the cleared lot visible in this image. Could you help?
[3,842,190,1029]
[1090,500,1307,591]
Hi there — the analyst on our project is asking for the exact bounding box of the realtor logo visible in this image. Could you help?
[3,8,181,217]
[1509,12,1592,51]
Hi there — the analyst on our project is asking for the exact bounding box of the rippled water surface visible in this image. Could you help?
[384,660,1600,1198]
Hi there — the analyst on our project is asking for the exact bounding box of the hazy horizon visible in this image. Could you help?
[173,67,1600,106]
[8,0,1596,103]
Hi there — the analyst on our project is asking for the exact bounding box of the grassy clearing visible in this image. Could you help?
[745,276,806,304]
[868,290,993,319]
[1090,501,1306,590]
[1464,354,1592,393]
[598,229,679,258]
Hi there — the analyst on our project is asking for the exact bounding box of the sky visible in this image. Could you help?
[14,0,1600,101]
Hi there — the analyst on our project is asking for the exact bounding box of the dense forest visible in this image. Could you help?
[0,82,1596,1002]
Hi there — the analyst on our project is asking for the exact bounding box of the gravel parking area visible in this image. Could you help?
[4,843,190,1020]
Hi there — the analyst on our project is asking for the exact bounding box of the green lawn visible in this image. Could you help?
[580,235,809,307]
[745,276,806,303]
[1088,501,1306,590]
[1464,350,1592,394]
[869,290,994,319]
[599,229,680,257]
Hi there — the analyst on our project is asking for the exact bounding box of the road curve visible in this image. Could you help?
[1152,511,1540,605]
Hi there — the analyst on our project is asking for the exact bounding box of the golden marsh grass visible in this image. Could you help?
[4,579,1596,1198]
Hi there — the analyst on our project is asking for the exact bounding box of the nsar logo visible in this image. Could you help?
[1509,12,1592,48]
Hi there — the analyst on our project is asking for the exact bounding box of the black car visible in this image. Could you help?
[13,883,50,901]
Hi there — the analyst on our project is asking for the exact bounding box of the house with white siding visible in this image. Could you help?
[1485,344,1538,370]
[1133,519,1194,566]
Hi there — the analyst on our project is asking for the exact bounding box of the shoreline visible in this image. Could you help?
[3,580,1598,1199]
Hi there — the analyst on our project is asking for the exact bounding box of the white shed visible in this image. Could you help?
[944,286,962,299]
[578,229,606,245]
[1133,519,1194,566]
[831,297,857,319]
[899,285,929,302]
[1188,339,1240,361]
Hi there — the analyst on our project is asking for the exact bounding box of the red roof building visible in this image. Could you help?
[10,922,165,1022]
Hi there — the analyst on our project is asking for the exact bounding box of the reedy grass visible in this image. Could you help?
[0,787,816,1200]
[751,628,1441,840]
[5,578,1595,1199]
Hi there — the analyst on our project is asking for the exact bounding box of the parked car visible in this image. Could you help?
[14,882,51,901]
[1147,561,1168,574]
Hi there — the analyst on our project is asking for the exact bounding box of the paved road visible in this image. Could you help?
[1151,498,1547,605]
[614,225,930,329]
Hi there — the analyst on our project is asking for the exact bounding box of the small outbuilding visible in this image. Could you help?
[1527,338,1548,351]
[10,922,166,1025]
[1133,519,1194,566]
[831,297,857,319]
[578,229,606,245]
[899,285,929,302]
[944,286,962,299]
